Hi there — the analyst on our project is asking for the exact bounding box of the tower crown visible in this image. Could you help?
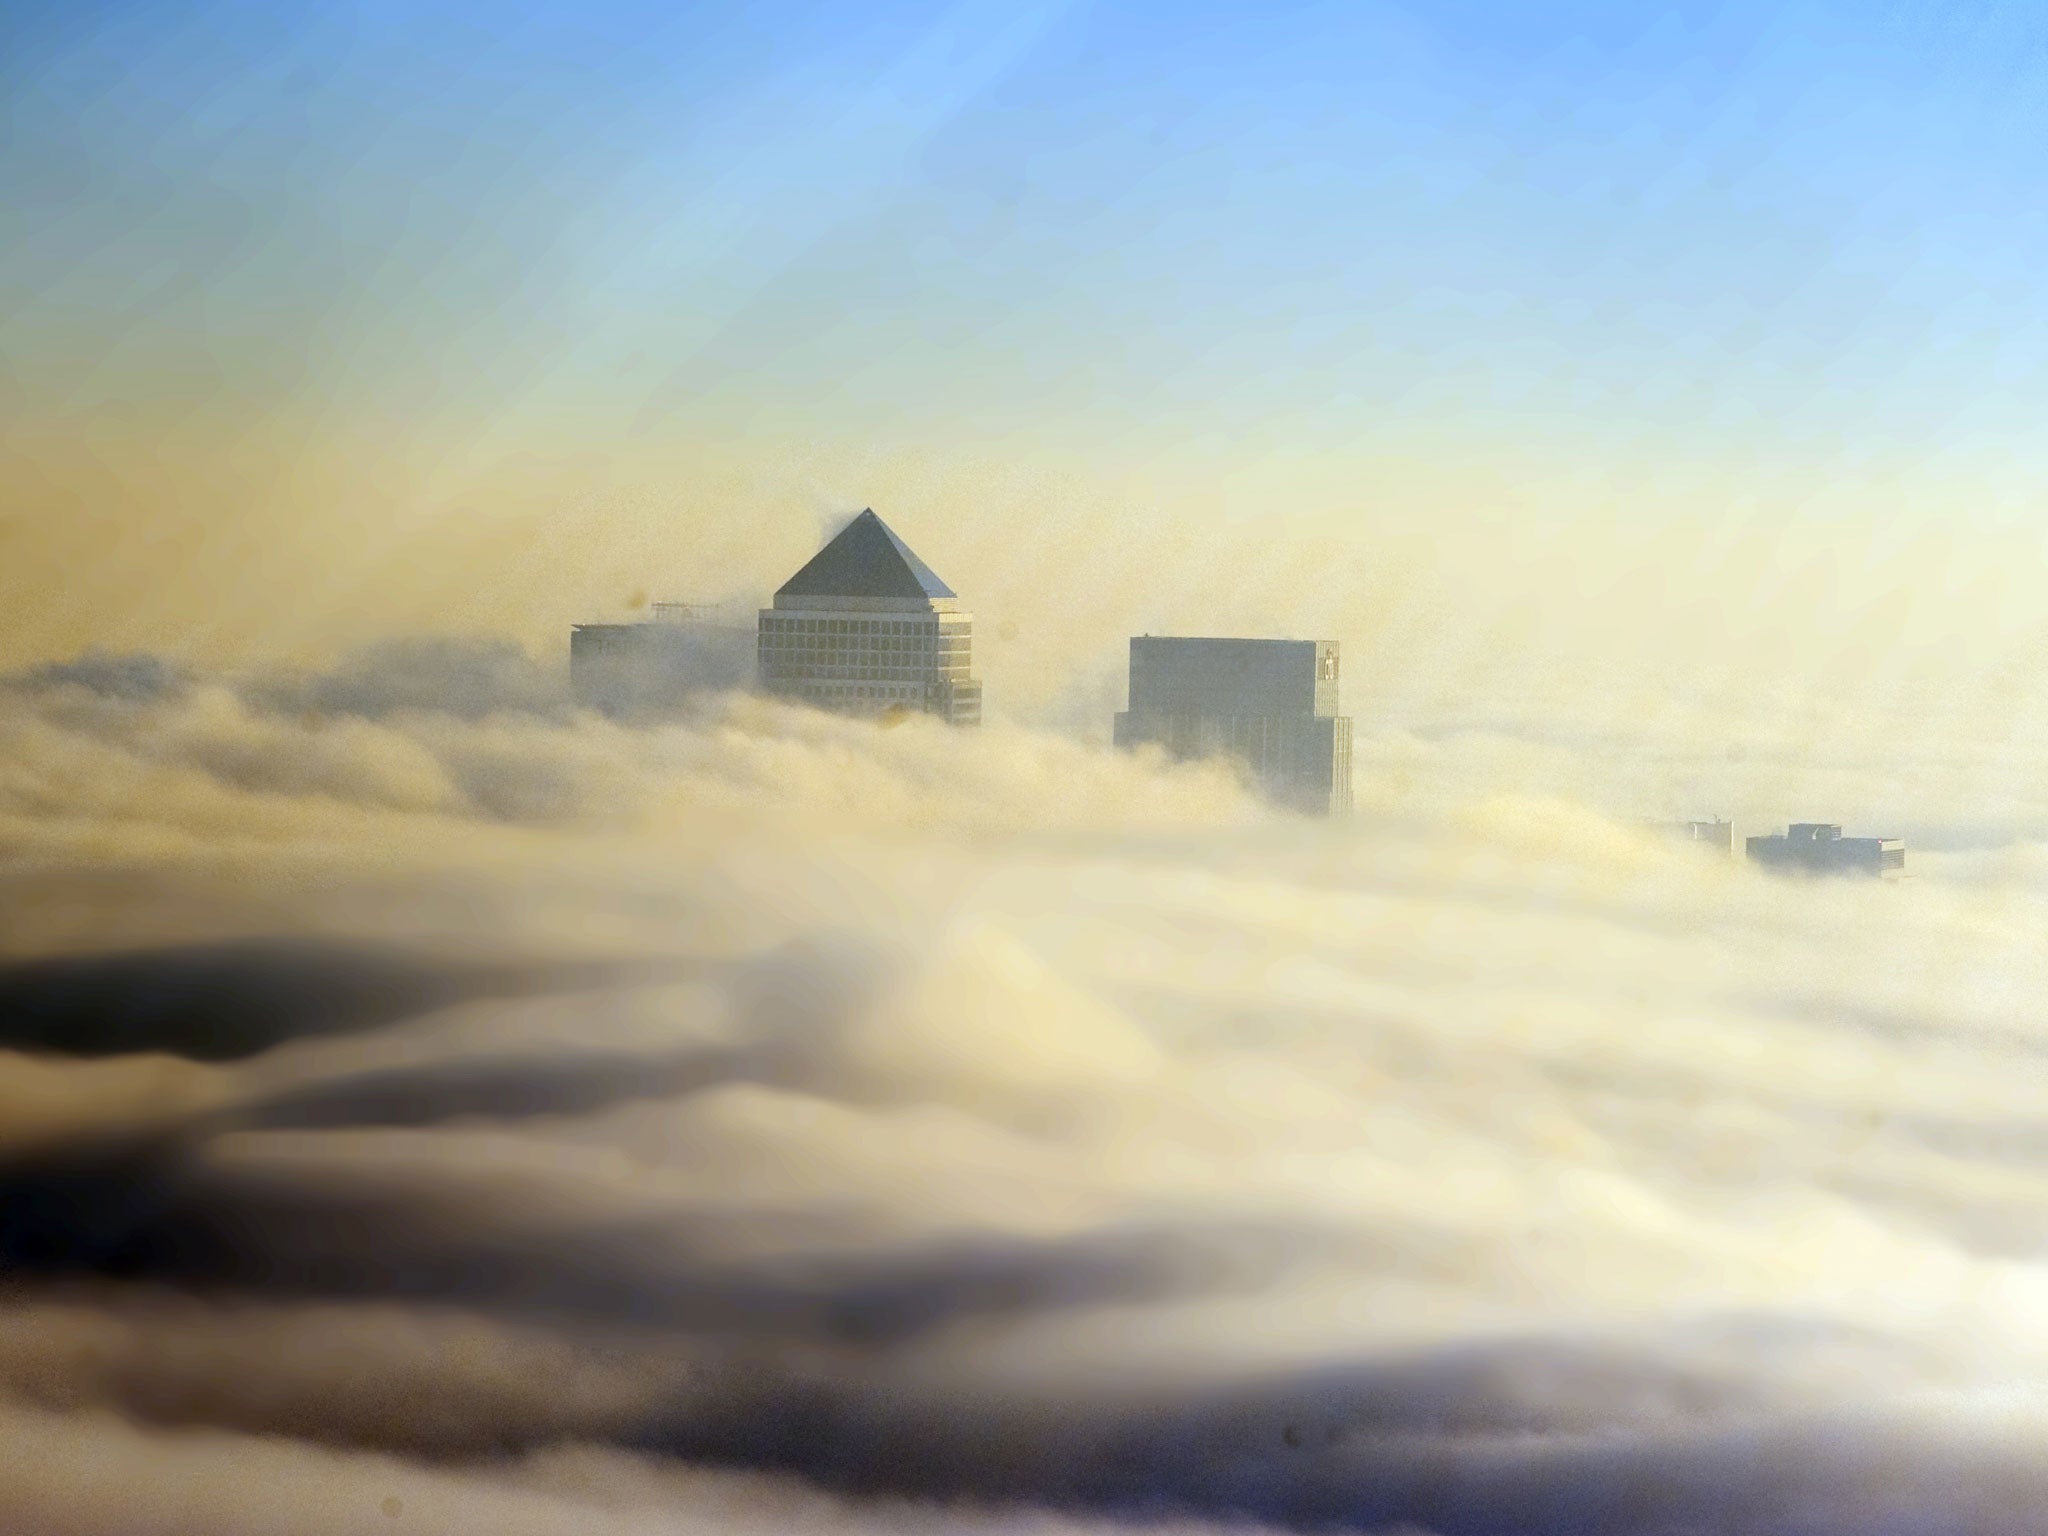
[774,509,955,601]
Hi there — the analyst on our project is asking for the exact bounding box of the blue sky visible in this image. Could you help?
[9,0,2048,458]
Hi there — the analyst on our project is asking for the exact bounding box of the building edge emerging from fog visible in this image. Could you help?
[1114,635,1352,815]
[1747,823,1905,878]
[1647,818,1733,852]
[757,509,982,725]
[569,603,755,716]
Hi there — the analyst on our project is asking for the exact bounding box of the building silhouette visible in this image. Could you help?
[1113,636,1352,815]
[1747,823,1905,878]
[569,602,754,716]
[757,509,982,725]
[1648,818,1733,852]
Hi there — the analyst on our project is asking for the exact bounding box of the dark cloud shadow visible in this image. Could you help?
[239,1046,751,1132]
[0,1140,189,1275]
[623,1323,1960,1536]
[0,938,707,1061]
[0,1120,1990,1536]
[0,1135,1377,1346]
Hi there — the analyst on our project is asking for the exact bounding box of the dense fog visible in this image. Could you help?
[3,644,2048,1533]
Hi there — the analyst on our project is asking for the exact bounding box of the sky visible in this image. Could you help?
[7,0,2048,754]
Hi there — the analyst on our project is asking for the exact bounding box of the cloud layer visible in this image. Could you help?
[5,641,2048,1534]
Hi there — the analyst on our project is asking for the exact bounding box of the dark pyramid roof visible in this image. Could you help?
[776,509,956,600]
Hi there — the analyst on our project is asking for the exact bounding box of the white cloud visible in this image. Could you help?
[6,645,2048,1532]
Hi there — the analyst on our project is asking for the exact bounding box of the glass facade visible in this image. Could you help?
[756,510,981,725]
[757,611,979,724]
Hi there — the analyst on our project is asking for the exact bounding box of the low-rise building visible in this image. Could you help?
[569,603,754,716]
[1746,823,1905,878]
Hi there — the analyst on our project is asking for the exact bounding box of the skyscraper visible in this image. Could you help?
[1114,636,1352,815]
[757,509,982,725]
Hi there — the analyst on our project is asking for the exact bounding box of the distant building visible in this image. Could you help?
[570,603,755,716]
[1113,636,1352,815]
[757,509,982,725]
[1648,818,1733,852]
[1746,823,1905,878]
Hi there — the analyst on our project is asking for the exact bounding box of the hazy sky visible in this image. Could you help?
[6,0,2048,737]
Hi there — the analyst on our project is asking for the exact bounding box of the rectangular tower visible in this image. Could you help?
[1114,636,1351,815]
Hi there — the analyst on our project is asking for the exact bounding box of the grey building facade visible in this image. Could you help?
[1747,823,1905,878]
[570,604,755,716]
[757,509,982,725]
[1113,636,1352,815]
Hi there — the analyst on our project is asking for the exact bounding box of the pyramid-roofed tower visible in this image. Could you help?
[775,509,956,602]
[758,510,980,725]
